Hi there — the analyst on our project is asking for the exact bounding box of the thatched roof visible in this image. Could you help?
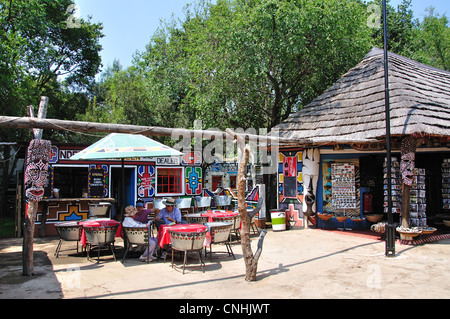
[273,47,450,145]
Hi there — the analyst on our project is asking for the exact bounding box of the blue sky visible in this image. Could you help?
[74,0,197,70]
[74,0,450,73]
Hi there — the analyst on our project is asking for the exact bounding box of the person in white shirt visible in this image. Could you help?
[123,205,157,262]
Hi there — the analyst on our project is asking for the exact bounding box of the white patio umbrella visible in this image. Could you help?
[70,133,183,215]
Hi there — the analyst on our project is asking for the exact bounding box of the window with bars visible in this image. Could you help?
[157,167,182,194]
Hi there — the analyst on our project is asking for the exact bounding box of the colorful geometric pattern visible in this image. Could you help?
[246,185,259,202]
[181,151,202,166]
[185,166,202,195]
[278,150,304,229]
[137,165,155,198]
[49,145,58,164]
[278,151,304,204]
[58,204,89,221]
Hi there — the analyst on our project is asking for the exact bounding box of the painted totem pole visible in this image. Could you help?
[23,139,51,275]
[302,148,320,217]
[400,136,420,229]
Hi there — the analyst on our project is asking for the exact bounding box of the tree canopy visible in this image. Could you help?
[0,0,103,143]
[1,0,449,141]
[83,0,449,142]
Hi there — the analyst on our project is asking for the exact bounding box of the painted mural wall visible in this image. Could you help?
[33,147,203,235]
[278,150,304,229]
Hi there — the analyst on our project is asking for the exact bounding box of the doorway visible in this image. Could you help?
[212,175,223,192]
[111,166,136,214]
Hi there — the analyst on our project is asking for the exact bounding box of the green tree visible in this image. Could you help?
[0,0,104,218]
[0,0,103,134]
[414,7,450,71]
[133,0,374,132]
[372,0,419,57]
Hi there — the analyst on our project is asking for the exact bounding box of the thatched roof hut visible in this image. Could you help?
[273,47,450,146]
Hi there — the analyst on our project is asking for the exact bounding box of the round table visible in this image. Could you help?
[78,219,122,247]
[157,223,211,248]
[201,210,238,222]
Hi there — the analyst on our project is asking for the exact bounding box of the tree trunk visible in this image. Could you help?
[237,142,256,281]
[23,202,37,276]
[227,129,267,282]
[401,184,411,229]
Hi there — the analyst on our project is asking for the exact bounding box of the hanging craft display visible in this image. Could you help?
[442,159,450,209]
[331,163,356,209]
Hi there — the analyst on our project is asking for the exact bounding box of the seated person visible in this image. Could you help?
[154,197,185,259]
[154,197,182,226]
[133,199,159,224]
[123,204,158,262]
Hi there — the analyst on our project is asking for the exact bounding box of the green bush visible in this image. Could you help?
[0,218,15,238]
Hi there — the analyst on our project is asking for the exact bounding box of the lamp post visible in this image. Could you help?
[383,0,396,257]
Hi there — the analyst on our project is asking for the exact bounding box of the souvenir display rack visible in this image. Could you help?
[409,168,427,227]
[383,157,401,214]
[442,159,450,210]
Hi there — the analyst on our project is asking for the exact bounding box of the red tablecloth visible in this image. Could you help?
[157,223,211,248]
[79,219,122,247]
[201,210,238,222]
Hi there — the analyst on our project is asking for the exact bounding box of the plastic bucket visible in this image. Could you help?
[271,210,286,231]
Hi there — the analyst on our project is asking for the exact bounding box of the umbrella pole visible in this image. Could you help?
[121,158,125,219]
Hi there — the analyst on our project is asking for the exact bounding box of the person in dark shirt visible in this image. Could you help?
[133,199,158,224]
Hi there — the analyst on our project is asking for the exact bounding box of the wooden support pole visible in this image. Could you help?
[22,97,49,276]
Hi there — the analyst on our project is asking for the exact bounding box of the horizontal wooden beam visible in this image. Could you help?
[0,116,311,146]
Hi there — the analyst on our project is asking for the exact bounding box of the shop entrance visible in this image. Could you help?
[111,166,136,215]
[212,175,223,192]
[359,152,448,226]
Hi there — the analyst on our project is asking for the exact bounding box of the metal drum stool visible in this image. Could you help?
[122,226,153,264]
[54,222,82,258]
[214,195,231,210]
[184,213,209,225]
[84,225,119,263]
[168,229,207,274]
[204,222,235,261]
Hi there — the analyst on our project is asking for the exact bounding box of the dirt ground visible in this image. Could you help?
[1,228,449,300]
